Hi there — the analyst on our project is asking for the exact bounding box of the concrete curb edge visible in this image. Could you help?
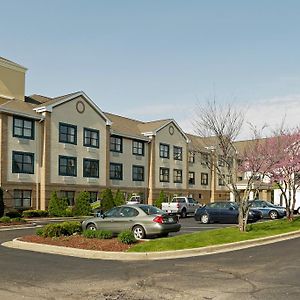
[2,230,300,261]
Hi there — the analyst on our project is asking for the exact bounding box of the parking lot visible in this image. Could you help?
[170,216,234,236]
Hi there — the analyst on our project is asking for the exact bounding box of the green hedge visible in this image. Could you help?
[0,216,11,223]
[22,210,48,218]
[37,221,82,238]
[118,230,136,244]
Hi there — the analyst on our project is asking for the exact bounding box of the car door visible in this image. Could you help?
[187,198,198,214]
[224,203,239,223]
[118,206,139,231]
[99,207,123,233]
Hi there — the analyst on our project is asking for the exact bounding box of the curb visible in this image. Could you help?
[2,230,300,261]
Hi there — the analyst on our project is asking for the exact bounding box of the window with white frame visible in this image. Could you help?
[132,140,144,156]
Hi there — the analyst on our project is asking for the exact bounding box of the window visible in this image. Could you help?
[160,167,169,182]
[12,151,34,174]
[173,146,183,160]
[160,143,169,158]
[188,151,195,163]
[201,153,209,166]
[60,191,75,206]
[83,158,99,178]
[218,176,225,186]
[84,128,99,148]
[59,123,77,144]
[173,169,183,183]
[14,190,31,208]
[189,172,195,185]
[59,156,77,176]
[89,191,98,203]
[218,155,225,167]
[132,140,144,156]
[13,117,34,139]
[110,136,122,152]
[110,163,123,180]
[132,165,144,181]
[201,173,208,185]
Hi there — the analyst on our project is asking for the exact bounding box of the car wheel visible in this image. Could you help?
[201,214,210,224]
[181,209,187,218]
[297,207,300,215]
[132,225,145,239]
[269,210,278,220]
[86,223,97,231]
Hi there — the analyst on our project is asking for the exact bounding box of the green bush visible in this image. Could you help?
[48,192,68,217]
[0,216,11,223]
[11,217,26,223]
[83,229,113,239]
[114,189,125,206]
[5,210,22,218]
[73,191,92,216]
[100,189,114,211]
[118,230,136,244]
[0,188,4,218]
[39,221,82,238]
[22,210,48,218]
[154,190,166,209]
[36,227,44,236]
[65,207,73,217]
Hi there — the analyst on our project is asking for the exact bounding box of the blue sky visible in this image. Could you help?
[1,0,300,138]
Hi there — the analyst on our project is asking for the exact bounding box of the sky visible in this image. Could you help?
[1,0,300,140]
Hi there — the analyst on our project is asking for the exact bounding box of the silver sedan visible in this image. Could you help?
[81,204,181,239]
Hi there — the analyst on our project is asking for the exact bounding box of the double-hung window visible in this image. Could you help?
[60,191,75,206]
[189,172,195,185]
[59,156,77,176]
[12,151,34,174]
[110,163,123,180]
[13,117,34,139]
[132,140,144,156]
[160,143,169,158]
[59,123,77,144]
[173,169,183,183]
[173,146,183,160]
[14,190,31,208]
[188,151,195,163]
[132,165,144,181]
[83,158,99,178]
[84,128,99,148]
[201,173,208,185]
[110,136,122,152]
[160,167,169,182]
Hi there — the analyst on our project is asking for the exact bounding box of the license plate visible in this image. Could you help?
[168,217,173,222]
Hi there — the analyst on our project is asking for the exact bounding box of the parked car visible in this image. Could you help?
[126,195,141,205]
[81,204,181,239]
[161,197,200,218]
[249,200,286,219]
[194,202,262,224]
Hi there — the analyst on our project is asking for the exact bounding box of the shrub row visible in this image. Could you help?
[82,229,113,239]
[0,216,26,223]
[36,221,82,238]
[22,210,48,218]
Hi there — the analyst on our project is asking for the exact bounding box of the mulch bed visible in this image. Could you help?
[0,222,28,227]
[20,235,136,252]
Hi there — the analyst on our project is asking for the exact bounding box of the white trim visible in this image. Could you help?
[0,58,27,73]
[0,107,44,121]
[0,94,14,100]
[33,91,112,126]
[141,120,190,143]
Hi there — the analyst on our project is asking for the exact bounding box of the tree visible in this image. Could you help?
[114,189,125,206]
[154,190,166,209]
[194,99,273,232]
[48,191,68,217]
[264,130,300,220]
[0,188,4,217]
[100,188,114,211]
[73,191,92,216]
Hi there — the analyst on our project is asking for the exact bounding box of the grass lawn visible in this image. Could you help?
[128,217,300,252]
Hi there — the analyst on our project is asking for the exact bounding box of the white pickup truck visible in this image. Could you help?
[161,197,200,218]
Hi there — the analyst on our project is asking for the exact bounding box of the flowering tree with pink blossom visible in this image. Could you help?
[265,130,300,220]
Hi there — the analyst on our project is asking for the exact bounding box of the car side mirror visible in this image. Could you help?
[229,207,234,211]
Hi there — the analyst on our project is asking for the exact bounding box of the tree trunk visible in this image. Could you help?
[238,200,249,232]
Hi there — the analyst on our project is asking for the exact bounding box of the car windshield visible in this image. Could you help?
[139,205,164,215]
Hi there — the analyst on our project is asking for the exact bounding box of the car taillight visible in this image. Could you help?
[153,215,164,224]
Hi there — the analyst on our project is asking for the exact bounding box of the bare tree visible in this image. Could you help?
[194,99,273,232]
